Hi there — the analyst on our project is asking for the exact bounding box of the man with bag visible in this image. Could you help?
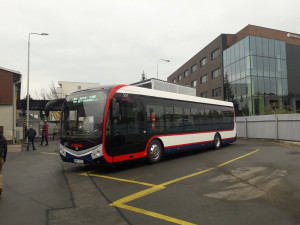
[0,131,7,196]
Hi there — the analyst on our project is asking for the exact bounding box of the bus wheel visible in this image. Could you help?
[214,133,222,150]
[147,140,163,163]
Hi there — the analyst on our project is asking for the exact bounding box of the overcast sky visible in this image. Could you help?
[1,0,300,98]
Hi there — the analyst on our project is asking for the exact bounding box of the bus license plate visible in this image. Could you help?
[74,159,84,164]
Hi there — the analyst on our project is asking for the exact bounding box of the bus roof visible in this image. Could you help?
[117,85,233,107]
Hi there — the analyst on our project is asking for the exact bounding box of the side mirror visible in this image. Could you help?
[112,98,119,118]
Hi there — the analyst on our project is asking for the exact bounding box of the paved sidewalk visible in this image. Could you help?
[0,139,128,225]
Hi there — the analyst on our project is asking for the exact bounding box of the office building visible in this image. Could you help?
[167,25,300,115]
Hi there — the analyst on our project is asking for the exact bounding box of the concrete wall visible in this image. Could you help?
[0,105,13,141]
[236,114,300,141]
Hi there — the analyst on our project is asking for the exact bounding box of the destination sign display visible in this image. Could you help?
[72,95,99,104]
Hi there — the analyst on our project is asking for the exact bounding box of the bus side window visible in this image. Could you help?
[146,104,164,133]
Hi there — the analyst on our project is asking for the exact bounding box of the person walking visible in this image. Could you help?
[0,131,7,196]
[52,124,58,140]
[40,121,49,146]
[26,125,37,151]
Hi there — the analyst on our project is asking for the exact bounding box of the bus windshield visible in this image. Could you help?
[60,90,108,146]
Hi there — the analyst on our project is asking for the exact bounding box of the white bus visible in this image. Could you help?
[59,84,236,165]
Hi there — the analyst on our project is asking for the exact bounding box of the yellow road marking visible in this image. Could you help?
[80,172,156,187]
[85,149,260,224]
[40,152,59,155]
[114,203,196,225]
[216,149,260,168]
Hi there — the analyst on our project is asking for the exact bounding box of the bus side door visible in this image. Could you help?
[108,94,147,157]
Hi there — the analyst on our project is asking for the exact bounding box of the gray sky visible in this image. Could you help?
[1,0,300,98]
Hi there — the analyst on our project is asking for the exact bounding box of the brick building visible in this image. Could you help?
[0,66,22,143]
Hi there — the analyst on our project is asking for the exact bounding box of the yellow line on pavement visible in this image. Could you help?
[114,203,196,225]
[93,149,260,225]
[80,172,157,187]
[216,149,260,168]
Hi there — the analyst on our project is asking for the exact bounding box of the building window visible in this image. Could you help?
[212,68,221,79]
[191,64,197,73]
[178,75,182,81]
[201,92,208,98]
[191,80,197,87]
[184,70,189,77]
[173,78,177,83]
[211,48,220,60]
[212,87,222,97]
[200,74,208,84]
[200,57,207,67]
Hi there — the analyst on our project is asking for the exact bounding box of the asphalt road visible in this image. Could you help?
[0,139,300,225]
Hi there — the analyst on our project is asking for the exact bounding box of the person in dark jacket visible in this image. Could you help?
[26,125,37,151]
[0,131,7,196]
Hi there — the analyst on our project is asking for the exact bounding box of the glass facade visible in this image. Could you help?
[223,35,288,115]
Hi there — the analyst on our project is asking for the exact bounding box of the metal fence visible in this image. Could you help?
[236,114,300,141]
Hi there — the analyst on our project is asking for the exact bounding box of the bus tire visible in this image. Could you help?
[147,140,163,164]
[214,133,222,150]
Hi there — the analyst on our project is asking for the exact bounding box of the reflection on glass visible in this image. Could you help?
[282,60,287,78]
[240,58,246,78]
[256,37,263,56]
[250,36,257,55]
[244,36,250,56]
[246,56,251,76]
[275,40,281,58]
[262,38,269,57]
[258,77,264,94]
[277,79,282,96]
[264,77,270,94]
[257,56,264,76]
[263,58,270,77]
[246,77,251,97]
[250,56,257,75]
[276,58,282,78]
[239,39,245,58]
[270,58,276,77]
[280,42,286,59]
[270,78,276,95]
[236,61,241,80]
[282,79,288,96]
[252,76,258,95]
[269,39,275,57]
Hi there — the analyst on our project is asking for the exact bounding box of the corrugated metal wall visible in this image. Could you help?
[236,114,300,141]
[0,69,13,104]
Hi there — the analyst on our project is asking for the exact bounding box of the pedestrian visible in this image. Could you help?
[0,131,7,196]
[40,121,49,146]
[52,124,58,140]
[26,125,37,151]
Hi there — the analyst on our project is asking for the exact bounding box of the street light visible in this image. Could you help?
[26,32,49,140]
[157,59,170,79]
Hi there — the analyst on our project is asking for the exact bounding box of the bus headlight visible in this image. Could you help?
[91,144,103,159]
[60,146,66,157]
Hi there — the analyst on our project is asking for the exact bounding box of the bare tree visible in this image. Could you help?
[35,81,59,100]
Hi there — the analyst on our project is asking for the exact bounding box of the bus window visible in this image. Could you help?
[113,98,141,135]
[146,104,164,133]
[165,106,174,132]
[183,107,193,131]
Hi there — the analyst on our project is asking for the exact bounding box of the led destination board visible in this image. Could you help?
[72,95,99,104]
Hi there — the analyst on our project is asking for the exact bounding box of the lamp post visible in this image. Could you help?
[156,59,170,79]
[26,32,49,139]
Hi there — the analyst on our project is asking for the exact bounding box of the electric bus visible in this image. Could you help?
[59,84,236,166]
